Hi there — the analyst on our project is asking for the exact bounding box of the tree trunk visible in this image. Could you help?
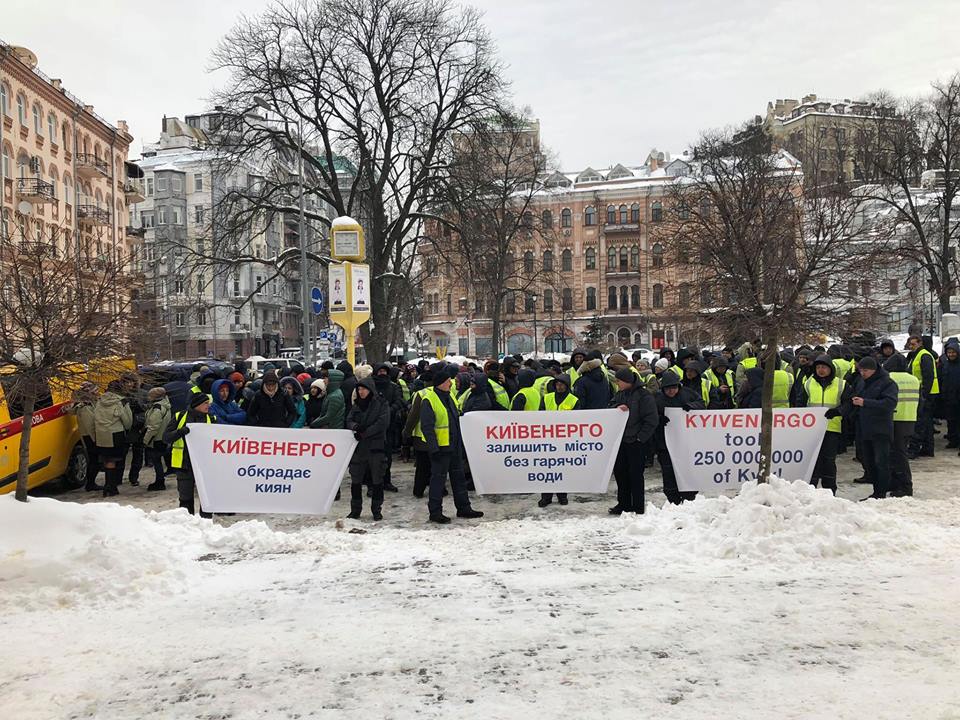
[14,391,36,502]
[491,305,502,359]
[757,329,778,484]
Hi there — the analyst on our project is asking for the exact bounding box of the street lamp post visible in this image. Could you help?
[254,97,312,365]
[531,292,539,359]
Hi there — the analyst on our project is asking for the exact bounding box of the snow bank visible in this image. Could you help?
[625,477,941,561]
[0,497,325,611]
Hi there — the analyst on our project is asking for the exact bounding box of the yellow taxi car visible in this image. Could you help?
[0,357,136,495]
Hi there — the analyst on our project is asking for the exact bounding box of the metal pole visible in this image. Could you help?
[533,299,538,359]
[297,118,311,365]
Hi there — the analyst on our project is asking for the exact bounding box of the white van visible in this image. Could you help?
[245,355,300,378]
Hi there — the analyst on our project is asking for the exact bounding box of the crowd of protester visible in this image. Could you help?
[67,332,947,521]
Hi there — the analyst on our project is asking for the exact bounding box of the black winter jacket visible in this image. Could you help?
[245,388,297,428]
[346,378,391,454]
[653,386,704,451]
[610,385,658,445]
[573,359,612,410]
[846,368,898,438]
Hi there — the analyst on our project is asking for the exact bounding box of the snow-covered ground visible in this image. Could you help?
[3,450,960,719]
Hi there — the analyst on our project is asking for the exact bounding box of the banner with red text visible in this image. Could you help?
[185,423,357,513]
[664,407,828,492]
[460,409,627,494]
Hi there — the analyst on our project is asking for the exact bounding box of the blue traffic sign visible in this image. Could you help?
[311,286,324,314]
[319,331,328,339]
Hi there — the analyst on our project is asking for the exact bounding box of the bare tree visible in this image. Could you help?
[0,224,133,501]
[428,109,555,357]
[206,0,505,360]
[657,122,890,481]
[854,77,960,320]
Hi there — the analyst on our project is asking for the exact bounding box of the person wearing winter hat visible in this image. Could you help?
[305,378,326,426]
[66,382,102,491]
[93,380,133,497]
[796,355,845,494]
[310,371,345,430]
[884,353,919,497]
[843,355,898,500]
[163,391,215,517]
[142,387,172,491]
[538,374,578,508]
[653,372,702,504]
[345,378,390,520]
[653,358,671,380]
[572,356,612,410]
[402,369,435,498]
[245,369,297,427]
[609,368,658,514]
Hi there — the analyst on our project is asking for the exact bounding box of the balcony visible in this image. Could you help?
[126,225,146,238]
[123,179,145,203]
[75,153,109,179]
[77,204,111,227]
[230,323,250,334]
[16,177,56,204]
[604,222,640,233]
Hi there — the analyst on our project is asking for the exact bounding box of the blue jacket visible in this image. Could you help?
[209,379,247,425]
[279,377,306,428]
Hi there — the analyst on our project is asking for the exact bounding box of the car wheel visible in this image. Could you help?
[62,442,88,490]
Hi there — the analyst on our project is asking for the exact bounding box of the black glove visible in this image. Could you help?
[681,403,693,412]
[662,415,671,426]
[824,408,841,419]
[178,425,190,437]
[354,431,364,441]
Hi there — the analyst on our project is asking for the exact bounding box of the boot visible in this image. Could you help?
[85,482,103,492]
[371,485,384,521]
[538,495,552,508]
[129,477,140,487]
[349,484,363,519]
[456,508,483,519]
[146,481,166,492]
[383,482,399,493]
[429,514,451,524]
[558,494,569,506]
[608,504,625,515]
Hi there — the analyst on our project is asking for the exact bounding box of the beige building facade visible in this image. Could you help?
[0,42,139,283]
[420,150,724,356]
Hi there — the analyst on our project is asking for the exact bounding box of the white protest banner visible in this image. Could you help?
[185,424,357,514]
[664,407,828,492]
[460,409,627,494]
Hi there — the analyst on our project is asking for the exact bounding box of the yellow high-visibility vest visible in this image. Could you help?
[170,411,212,469]
[803,376,845,433]
[543,392,578,411]
[909,349,940,395]
[889,371,920,422]
[414,388,453,446]
[512,387,542,411]
[772,369,794,408]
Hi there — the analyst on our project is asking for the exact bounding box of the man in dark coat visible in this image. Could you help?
[501,356,520,399]
[402,369,434,498]
[937,338,960,447]
[737,366,766,409]
[843,357,898,500]
[420,374,483,524]
[609,368,659,514]
[345,378,391,520]
[654,373,703,504]
[905,335,938,457]
[337,361,358,417]
[573,357,612,409]
[162,393,216,517]
[245,370,297,427]
[373,363,405,492]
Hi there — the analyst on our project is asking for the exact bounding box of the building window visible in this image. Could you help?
[631,203,640,223]
[173,176,183,193]
[142,212,155,228]
[175,277,184,295]
[475,296,484,314]
[585,247,596,270]
[700,284,712,306]
[197,308,207,326]
[32,104,42,135]
[652,243,664,268]
[847,279,857,296]
[523,251,534,274]
[47,114,56,143]
[543,250,553,272]
[586,287,597,311]
[525,294,535,313]
[679,284,690,305]
[630,245,639,270]
[506,294,516,314]
[584,206,596,226]
[607,286,617,310]
[234,309,242,325]
[1,146,9,179]
[173,208,183,225]
[541,209,553,229]
[195,206,205,224]
[146,177,154,197]
[16,94,26,125]
[194,173,203,191]
[862,280,871,297]
[630,285,640,308]
[651,201,663,223]
[607,246,616,270]
[157,177,168,192]
[0,83,7,116]
[678,203,690,221]
[653,284,664,308]
[606,205,616,224]
[176,312,185,327]
[561,208,572,228]
[619,286,628,309]
[562,287,573,311]
[543,289,553,311]
[233,275,241,297]
[158,208,168,225]
[889,278,899,294]
[561,249,572,272]
[619,246,628,272]
[619,205,628,224]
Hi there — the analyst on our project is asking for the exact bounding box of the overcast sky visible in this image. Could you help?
[5,0,960,170]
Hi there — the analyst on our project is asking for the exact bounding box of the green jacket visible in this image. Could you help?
[310,369,346,429]
[93,391,133,448]
[143,397,172,446]
[68,400,97,439]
